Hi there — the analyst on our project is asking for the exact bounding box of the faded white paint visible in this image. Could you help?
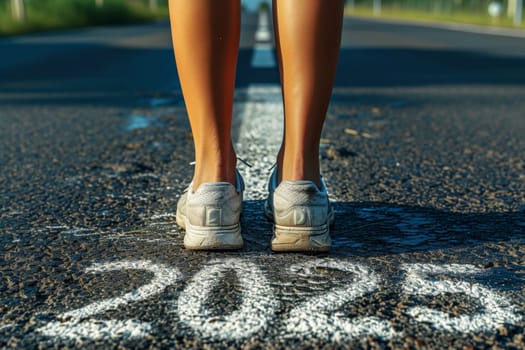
[37,320,152,341]
[401,263,523,333]
[61,228,94,235]
[103,235,178,245]
[150,213,177,220]
[0,323,16,332]
[177,257,278,341]
[254,8,272,42]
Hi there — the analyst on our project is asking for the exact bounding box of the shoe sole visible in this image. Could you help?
[272,223,331,252]
[264,201,334,252]
[176,210,243,250]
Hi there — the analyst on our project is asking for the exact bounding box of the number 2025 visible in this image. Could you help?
[37,258,523,343]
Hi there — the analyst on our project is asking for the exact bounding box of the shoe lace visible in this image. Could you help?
[189,157,253,168]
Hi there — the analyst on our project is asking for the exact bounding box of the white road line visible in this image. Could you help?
[250,43,276,68]
[235,12,282,199]
[234,86,283,200]
[254,10,272,42]
[252,8,275,67]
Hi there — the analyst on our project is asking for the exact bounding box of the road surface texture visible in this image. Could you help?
[1,13,524,349]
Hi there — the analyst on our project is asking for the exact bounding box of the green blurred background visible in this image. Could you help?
[0,0,523,37]
[346,0,524,27]
[0,0,169,36]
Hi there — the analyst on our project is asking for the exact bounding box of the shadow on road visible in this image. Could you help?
[240,200,525,257]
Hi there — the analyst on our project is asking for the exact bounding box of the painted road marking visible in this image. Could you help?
[37,260,182,341]
[250,43,276,68]
[237,11,280,198]
[234,85,283,200]
[254,10,272,42]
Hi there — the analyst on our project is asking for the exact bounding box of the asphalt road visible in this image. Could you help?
[1,13,524,349]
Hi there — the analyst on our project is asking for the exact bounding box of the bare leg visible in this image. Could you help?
[273,0,344,187]
[169,0,240,189]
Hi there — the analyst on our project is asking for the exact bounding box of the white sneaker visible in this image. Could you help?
[176,170,244,250]
[264,168,334,252]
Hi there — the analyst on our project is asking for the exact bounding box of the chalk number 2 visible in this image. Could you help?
[38,260,181,340]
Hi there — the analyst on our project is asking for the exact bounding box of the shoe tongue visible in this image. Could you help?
[282,180,322,192]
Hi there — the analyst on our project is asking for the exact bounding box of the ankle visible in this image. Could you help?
[192,147,237,190]
[279,151,321,188]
